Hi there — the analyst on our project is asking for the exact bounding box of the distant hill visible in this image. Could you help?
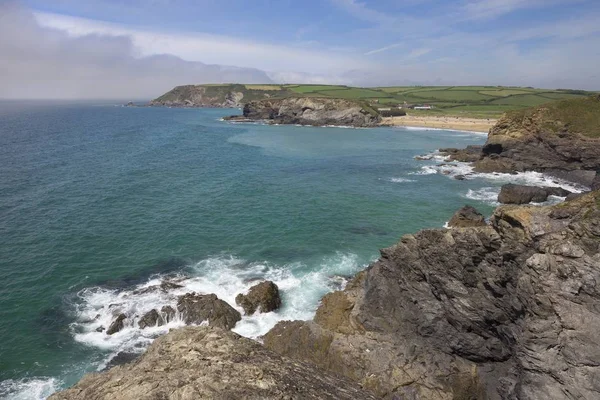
[150,84,598,118]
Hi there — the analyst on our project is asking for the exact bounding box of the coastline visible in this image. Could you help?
[382,115,496,133]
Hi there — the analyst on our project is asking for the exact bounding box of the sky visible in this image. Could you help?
[1,0,599,99]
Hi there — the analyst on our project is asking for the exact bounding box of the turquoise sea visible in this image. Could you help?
[0,102,581,399]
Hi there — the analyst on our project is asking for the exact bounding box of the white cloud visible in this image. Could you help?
[35,12,371,75]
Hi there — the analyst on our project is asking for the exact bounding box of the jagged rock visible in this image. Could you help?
[49,327,377,400]
[235,281,282,315]
[264,191,600,399]
[448,205,487,228]
[177,293,241,330]
[161,305,176,323]
[138,309,164,329]
[439,145,483,162]
[160,280,183,291]
[498,183,571,204]
[225,97,382,127]
[106,314,126,335]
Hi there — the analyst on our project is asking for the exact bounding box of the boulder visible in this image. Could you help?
[106,314,127,335]
[161,305,176,323]
[49,327,377,400]
[264,192,600,399]
[138,309,164,329]
[498,184,571,204]
[447,205,487,228]
[235,281,282,315]
[177,293,241,330]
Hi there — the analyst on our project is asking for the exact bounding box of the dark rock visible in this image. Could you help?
[50,327,377,400]
[101,352,140,371]
[177,293,241,330]
[95,326,105,333]
[227,97,382,127]
[498,184,571,204]
[138,309,164,329]
[106,314,127,335]
[264,191,600,399]
[454,174,466,181]
[448,205,487,228]
[566,192,589,202]
[160,281,183,291]
[414,155,433,161]
[161,305,176,323]
[439,145,483,162]
[235,281,282,315]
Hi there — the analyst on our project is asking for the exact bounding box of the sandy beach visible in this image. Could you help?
[382,115,497,133]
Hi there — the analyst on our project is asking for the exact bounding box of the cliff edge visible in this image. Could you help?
[264,191,600,399]
[49,326,376,400]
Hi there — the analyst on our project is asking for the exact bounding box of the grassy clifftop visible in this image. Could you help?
[152,83,598,118]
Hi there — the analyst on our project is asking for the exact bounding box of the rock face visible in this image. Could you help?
[498,184,571,204]
[264,191,600,399]
[149,85,245,108]
[440,96,600,187]
[49,326,377,400]
[177,292,241,330]
[226,97,382,127]
[106,314,126,335]
[447,205,487,227]
[236,281,282,315]
[138,309,164,329]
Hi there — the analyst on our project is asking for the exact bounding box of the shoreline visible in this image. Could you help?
[382,115,496,133]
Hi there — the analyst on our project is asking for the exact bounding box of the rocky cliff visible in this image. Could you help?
[225,97,382,127]
[264,191,600,399]
[444,95,600,187]
[50,326,377,400]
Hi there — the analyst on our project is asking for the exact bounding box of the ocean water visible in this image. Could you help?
[0,102,585,399]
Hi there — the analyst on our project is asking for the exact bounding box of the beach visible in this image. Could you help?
[383,115,497,133]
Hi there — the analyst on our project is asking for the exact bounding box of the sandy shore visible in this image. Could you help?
[382,115,497,133]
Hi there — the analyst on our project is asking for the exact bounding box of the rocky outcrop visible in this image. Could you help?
[235,281,282,315]
[177,292,241,330]
[138,309,164,329]
[447,205,487,227]
[225,97,382,127]
[439,96,600,187]
[497,184,571,204]
[106,314,126,335]
[264,191,600,399]
[49,326,377,400]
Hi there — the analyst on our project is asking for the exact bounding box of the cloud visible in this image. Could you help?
[0,2,274,99]
[462,0,586,20]
[35,11,371,75]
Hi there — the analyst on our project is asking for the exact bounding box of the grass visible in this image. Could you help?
[154,84,599,119]
[510,94,600,138]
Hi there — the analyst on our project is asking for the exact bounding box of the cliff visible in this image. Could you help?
[149,84,287,108]
[445,95,600,187]
[225,97,382,127]
[264,191,600,399]
[49,326,377,400]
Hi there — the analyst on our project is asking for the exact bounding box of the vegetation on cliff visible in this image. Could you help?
[150,84,598,118]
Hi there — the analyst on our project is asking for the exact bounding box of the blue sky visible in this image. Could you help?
[1,0,599,98]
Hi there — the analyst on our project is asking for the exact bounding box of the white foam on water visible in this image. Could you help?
[465,187,501,206]
[0,377,62,400]
[388,177,416,183]
[67,252,363,369]
[409,165,438,175]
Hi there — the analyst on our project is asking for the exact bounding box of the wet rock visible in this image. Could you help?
[95,326,105,333]
[160,280,183,291]
[414,154,433,161]
[454,174,466,180]
[235,281,282,315]
[177,293,240,330]
[106,314,127,335]
[138,309,164,329]
[448,205,487,228]
[50,326,377,400]
[161,305,176,323]
[439,145,483,162]
[498,184,571,204]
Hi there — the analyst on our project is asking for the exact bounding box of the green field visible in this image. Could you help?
[156,83,598,119]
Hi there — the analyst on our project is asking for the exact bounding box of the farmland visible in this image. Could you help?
[154,83,598,119]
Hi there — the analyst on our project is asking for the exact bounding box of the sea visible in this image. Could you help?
[0,101,585,399]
